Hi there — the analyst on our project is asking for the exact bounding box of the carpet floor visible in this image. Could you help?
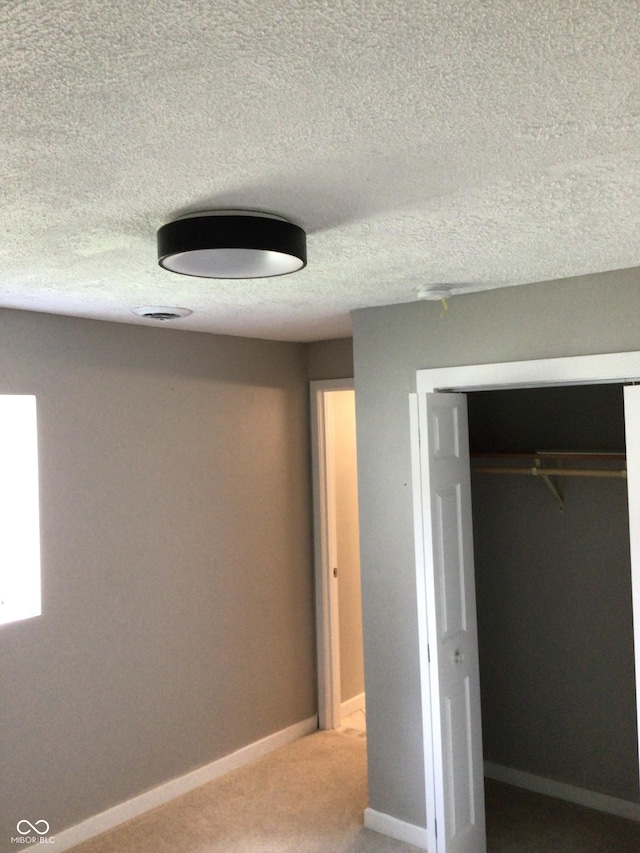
[68,730,640,852]
[485,777,640,852]
[68,730,420,853]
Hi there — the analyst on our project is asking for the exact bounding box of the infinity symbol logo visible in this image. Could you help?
[16,819,50,836]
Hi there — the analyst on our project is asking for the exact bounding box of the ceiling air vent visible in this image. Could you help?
[132,306,193,321]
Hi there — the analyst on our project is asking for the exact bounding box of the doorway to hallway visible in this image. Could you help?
[311,379,365,733]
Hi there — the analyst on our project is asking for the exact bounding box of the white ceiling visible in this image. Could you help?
[2,0,639,342]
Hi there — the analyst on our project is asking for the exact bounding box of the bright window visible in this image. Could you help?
[0,396,41,626]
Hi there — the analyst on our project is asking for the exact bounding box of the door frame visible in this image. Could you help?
[411,351,640,853]
[310,377,354,729]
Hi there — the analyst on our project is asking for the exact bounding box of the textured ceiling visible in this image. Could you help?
[1,0,639,341]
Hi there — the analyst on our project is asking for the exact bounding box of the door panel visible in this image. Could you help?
[435,486,467,639]
[420,392,485,853]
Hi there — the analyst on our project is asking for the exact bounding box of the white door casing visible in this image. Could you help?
[414,392,485,853]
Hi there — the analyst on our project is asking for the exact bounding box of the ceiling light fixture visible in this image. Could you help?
[157,210,307,279]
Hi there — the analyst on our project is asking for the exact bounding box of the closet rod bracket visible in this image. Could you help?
[534,460,565,512]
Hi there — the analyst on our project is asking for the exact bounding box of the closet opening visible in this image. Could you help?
[411,355,640,852]
[467,382,640,839]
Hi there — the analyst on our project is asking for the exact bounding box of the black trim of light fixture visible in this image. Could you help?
[157,211,307,279]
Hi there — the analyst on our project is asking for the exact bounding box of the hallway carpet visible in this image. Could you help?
[68,730,421,853]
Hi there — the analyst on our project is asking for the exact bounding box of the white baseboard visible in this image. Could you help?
[341,691,366,719]
[53,715,318,851]
[485,761,640,823]
[364,807,429,850]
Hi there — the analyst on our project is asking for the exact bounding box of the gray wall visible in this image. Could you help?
[308,338,354,380]
[468,386,638,801]
[0,309,316,844]
[351,266,640,828]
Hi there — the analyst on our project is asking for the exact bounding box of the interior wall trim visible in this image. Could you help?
[485,761,640,823]
[340,691,366,719]
[364,807,430,849]
[52,715,318,851]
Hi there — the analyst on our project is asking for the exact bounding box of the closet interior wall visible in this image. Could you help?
[467,383,640,803]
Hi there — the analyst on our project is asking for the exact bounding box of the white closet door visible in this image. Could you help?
[417,392,485,853]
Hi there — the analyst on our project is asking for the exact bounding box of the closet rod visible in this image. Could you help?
[474,466,626,479]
